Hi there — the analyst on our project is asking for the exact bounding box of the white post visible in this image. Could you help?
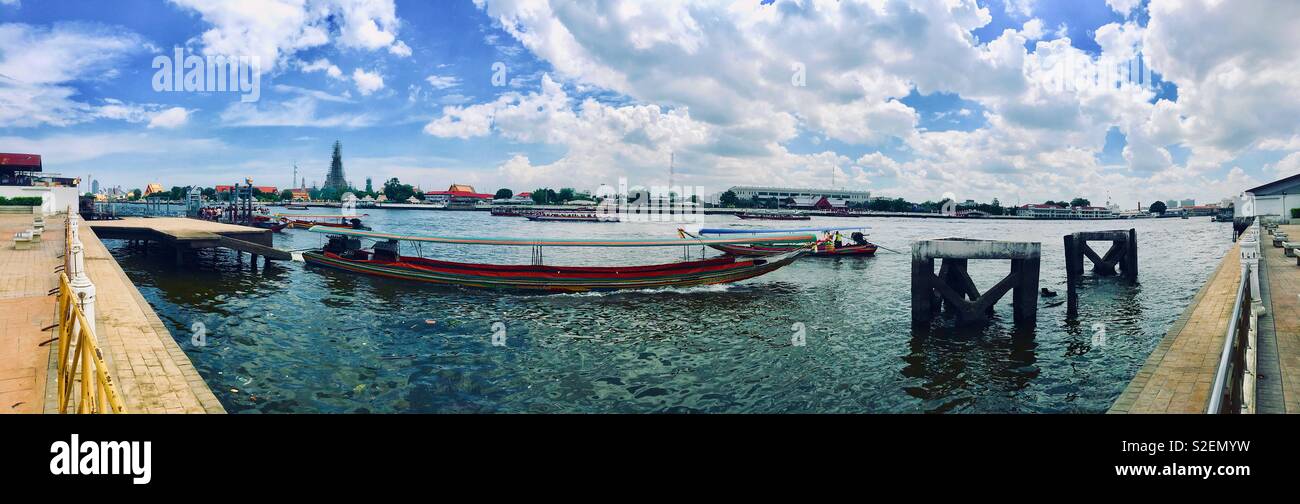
[67,215,96,337]
[1242,222,1264,316]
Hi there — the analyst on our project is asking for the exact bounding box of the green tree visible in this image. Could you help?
[382,177,416,202]
[557,187,577,203]
[531,188,557,204]
[1070,197,1091,208]
[128,188,142,201]
[494,188,513,200]
[1150,201,1167,215]
[280,189,293,201]
[719,190,739,207]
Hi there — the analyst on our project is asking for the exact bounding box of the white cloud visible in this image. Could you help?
[1004,0,1035,18]
[167,0,411,69]
[425,74,460,89]
[147,107,190,129]
[1268,152,1300,177]
[300,58,344,79]
[219,96,374,128]
[352,68,385,95]
[1105,0,1142,16]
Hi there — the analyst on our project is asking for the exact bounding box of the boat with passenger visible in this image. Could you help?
[301,227,813,292]
[278,213,371,230]
[679,227,877,257]
[735,211,811,221]
[526,211,619,222]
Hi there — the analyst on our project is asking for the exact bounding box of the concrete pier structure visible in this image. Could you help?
[0,213,223,414]
[1064,229,1138,315]
[911,238,1041,326]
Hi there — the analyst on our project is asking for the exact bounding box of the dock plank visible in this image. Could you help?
[1109,242,1241,413]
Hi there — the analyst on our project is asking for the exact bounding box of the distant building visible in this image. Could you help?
[425,183,493,207]
[289,188,310,201]
[143,183,166,197]
[727,186,871,205]
[1165,199,1179,209]
[1243,173,1300,222]
[91,179,100,194]
[1018,204,1115,219]
[785,195,848,210]
[1181,198,1195,207]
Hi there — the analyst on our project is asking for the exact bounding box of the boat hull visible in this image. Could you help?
[302,250,803,292]
[709,242,876,257]
[735,213,811,221]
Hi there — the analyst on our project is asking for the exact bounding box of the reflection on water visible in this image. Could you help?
[107,211,1231,413]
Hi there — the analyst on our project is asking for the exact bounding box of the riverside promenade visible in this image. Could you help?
[0,212,223,414]
[1111,224,1300,413]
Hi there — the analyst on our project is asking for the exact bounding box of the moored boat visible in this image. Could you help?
[301,227,814,292]
[735,211,811,221]
[526,211,618,222]
[278,213,371,230]
[681,227,877,257]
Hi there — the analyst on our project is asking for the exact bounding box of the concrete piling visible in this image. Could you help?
[1064,229,1138,315]
[912,238,1041,326]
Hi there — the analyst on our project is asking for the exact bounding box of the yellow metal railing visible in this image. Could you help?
[56,219,126,413]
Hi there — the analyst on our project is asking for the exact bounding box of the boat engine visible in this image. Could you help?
[324,235,362,254]
[373,239,401,262]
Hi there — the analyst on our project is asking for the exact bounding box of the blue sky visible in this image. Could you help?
[3,0,1299,207]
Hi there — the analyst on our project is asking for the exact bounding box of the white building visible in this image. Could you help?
[1243,173,1300,222]
[1018,204,1116,219]
[727,186,871,204]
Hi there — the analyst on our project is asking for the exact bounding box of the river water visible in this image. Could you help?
[103,210,1234,413]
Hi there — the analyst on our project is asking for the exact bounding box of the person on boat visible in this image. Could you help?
[833,231,843,248]
[851,231,869,246]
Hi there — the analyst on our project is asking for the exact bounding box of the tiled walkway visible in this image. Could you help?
[1109,243,1241,413]
[1260,224,1300,413]
[1,212,223,414]
[0,214,58,413]
[73,219,224,413]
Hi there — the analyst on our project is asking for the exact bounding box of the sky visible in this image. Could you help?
[3,0,1300,208]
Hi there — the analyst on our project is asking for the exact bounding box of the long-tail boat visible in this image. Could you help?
[735,211,811,221]
[302,227,812,292]
[525,211,618,222]
[680,227,877,257]
[277,213,371,230]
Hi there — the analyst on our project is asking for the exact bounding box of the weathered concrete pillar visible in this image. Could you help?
[1064,229,1139,316]
[912,238,1040,327]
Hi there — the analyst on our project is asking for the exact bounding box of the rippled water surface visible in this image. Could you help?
[105,210,1234,413]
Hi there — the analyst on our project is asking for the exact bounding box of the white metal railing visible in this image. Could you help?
[1208,219,1261,414]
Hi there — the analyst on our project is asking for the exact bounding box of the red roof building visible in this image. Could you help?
[0,153,42,169]
[216,185,278,194]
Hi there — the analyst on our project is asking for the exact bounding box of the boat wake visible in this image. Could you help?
[546,284,740,298]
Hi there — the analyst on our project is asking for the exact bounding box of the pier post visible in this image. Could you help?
[1240,225,1263,315]
[911,239,1040,326]
[1064,229,1139,314]
[67,215,97,336]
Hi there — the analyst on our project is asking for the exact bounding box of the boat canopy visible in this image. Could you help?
[309,226,817,247]
[699,226,870,235]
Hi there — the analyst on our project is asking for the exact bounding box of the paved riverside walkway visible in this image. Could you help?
[65,219,225,413]
[0,214,60,413]
[1258,224,1300,413]
[1109,242,1242,413]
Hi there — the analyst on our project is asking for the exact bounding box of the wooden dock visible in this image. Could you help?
[1111,225,1300,414]
[0,213,224,414]
[88,217,289,263]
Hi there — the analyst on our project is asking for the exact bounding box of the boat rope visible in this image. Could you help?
[874,244,904,254]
